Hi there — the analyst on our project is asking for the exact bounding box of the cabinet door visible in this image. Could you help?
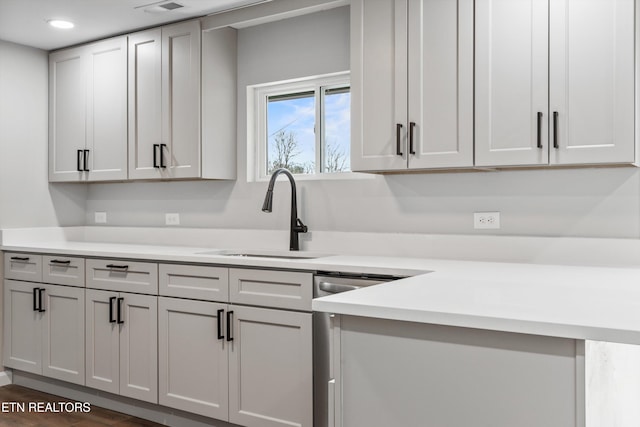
[85,37,128,181]
[229,306,313,427]
[119,293,158,404]
[407,0,473,169]
[49,46,87,182]
[351,0,408,172]
[475,0,549,167]
[158,297,229,420]
[85,289,120,394]
[549,0,635,165]
[128,29,163,180]
[162,20,201,179]
[3,280,42,374]
[41,284,85,385]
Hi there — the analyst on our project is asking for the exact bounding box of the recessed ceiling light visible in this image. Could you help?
[47,19,75,29]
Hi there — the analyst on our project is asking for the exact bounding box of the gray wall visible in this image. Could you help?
[85,7,640,239]
[0,40,86,228]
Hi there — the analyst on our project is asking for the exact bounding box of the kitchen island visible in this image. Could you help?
[313,262,640,427]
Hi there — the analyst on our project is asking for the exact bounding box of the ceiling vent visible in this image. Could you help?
[138,1,185,14]
[158,2,184,11]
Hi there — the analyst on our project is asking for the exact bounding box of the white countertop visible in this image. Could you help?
[5,239,640,345]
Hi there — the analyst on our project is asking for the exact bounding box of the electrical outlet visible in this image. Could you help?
[474,212,500,229]
[94,212,107,224]
[165,213,180,226]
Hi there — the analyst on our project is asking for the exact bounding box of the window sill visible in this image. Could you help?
[252,171,379,183]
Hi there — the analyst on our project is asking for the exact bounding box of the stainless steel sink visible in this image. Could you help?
[196,249,329,260]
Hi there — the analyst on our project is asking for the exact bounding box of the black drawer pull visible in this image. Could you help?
[83,150,90,172]
[38,289,45,313]
[153,144,159,168]
[226,310,234,342]
[106,264,129,270]
[217,309,224,340]
[77,149,83,172]
[109,297,117,323]
[160,143,167,168]
[536,112,543,149]
[117,297,124,324]
[33,288,39,311]
[409,122,416,155]
[553,111,559,149]
[10,256,30,261]
[50,259,71,265]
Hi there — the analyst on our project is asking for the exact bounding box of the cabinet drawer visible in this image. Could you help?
[4,253,42,282]
[229,269,312,311]
[159,264,229,301]
[43,255,85,287]
[86,259,158,294]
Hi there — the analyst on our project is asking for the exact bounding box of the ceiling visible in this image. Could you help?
[0,0,270,51]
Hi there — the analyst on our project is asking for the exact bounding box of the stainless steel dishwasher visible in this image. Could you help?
[313,272,399,427]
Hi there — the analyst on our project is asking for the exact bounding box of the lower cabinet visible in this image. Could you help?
[158,297,229,419]
[229,305,312,427]
[3,280,85,385]
[85,289,158,404]
[158,298,313,427]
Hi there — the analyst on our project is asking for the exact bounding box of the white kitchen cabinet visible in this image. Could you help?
[129,20,201,180]
[49,37,128,181]
[229,305,313,427]
[3,280,85,385]
[476,0,635,167]
[548,0,635,165]
[85,289,158,403]
[158,297,229,419]
[350,0,473,172]
[128,21,237,180]
[158,266,313,427]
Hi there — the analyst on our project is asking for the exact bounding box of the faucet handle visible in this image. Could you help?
[295,218,308,233]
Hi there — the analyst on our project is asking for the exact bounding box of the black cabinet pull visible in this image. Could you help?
[153,144,159,168]
[117,297,124,324]
[160,144,167,168]
[10,256,29,261]
[38,289,45,313]
[553,111,559,149]
[226,310,234,342]
[217,309,224,340]
[33,288,39,311]
[536,112,543,149]
[77,149,83,172]
[396,123,403,156]
[409,122,416,155]
[50,259,71,265]
[83,150,90,171]
[109,297,117,323]
[106,264,129,270]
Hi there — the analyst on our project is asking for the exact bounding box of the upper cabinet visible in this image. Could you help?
[49,19,236,183]
[128,20,237,181]
[350,0,474,172]
[49,37,128,182]
[475,0,636,167]
[129,21,201,180]
[352,0,637,172]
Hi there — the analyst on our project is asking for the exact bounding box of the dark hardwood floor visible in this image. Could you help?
[0,385,165,426]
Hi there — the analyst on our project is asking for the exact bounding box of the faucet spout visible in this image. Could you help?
[262,168,308,251]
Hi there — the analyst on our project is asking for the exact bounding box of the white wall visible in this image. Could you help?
[0,40,86,228]
[85,6,640,239]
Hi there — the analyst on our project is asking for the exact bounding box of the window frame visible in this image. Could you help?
[249,71,351,181]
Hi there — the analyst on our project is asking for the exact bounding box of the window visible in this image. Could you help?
[250,72,351,179]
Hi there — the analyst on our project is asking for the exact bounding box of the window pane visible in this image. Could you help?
[267,92,316,175]
[323,87,351,173]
